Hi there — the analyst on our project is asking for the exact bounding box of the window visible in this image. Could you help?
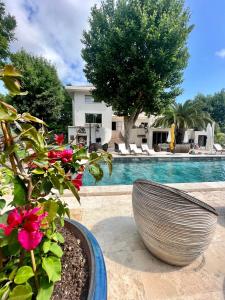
[85,113,102,124]
[85,95,94,103]
[112,122,116,130]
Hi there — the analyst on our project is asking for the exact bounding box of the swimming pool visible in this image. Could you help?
[83,158,225,186]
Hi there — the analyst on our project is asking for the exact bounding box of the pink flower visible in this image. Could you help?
[48,150,61,163]
[60,149,73,163]
[72,173,83,191]
[0,207,48,251]
[54,134,64,146]
[18,229,43,251]
[18,207,47,251]
[0,209,23,236]
[7,209,23,228]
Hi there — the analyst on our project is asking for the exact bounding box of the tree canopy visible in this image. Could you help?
[0,1,16,64]
[154,100,212,143]
[192,89,225,132]
[8,50,69,132]
[82,0,193,144]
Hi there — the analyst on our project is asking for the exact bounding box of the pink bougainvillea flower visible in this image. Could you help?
[48,150,61,163]
[0,207,48,251]
[54,133,64,146]
[18,207,47,251]
[72,173,83,191]
[0,208,23,236]
[18,229,43,251]
[22,207,48,230]
[60,149,73,163]
[7,209,23,227]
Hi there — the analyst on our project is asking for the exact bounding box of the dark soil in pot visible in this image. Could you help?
[51,227,89,300]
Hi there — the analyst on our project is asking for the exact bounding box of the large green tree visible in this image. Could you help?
[154,100,212,143]
[82,0,193,145]
[193,90,225,132]
[0,1,16,64]
[9,50,68,131]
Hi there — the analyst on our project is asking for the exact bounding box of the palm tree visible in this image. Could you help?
[154,100,212,144]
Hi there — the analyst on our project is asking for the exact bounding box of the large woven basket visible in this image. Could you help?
[132,180,218,266]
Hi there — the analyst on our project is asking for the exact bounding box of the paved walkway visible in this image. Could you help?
[68,188,225,300]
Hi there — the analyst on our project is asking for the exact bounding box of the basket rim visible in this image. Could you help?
[133,179,218,216]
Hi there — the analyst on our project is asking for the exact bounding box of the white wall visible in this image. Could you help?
[71,91,112,144]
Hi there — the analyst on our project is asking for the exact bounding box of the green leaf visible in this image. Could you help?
[8,241,20,255]
[42,256,61,283]
[49,174,62,192]
[8,284,33,300]
[13,176,27,206]
[0,199,6,209]
[0,272,8,283]
[44,200,59,223]
[43,240,51,253]
[9,268,18,281]
[39,178,52,195]
[89,152,99,160]
[65,207,70,218]
[31,168,45,175]
[49,242,63,258]
[5,144,19,156]
[0,101,17,121]
[37,277,54,300]
[56,232,64,244]
[14,266,34,284]
[19,123,45,152]
[88,163,103,182]
[21,113,47,125]
[73,148,88,160]
[64,180,80,202]
[0,65,22,77]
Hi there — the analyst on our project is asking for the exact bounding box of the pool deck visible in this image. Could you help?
[66,182,225,300]
[112,152,225,161]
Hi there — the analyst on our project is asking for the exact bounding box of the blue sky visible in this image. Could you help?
[2,0,225,103]
[178,0,225,102]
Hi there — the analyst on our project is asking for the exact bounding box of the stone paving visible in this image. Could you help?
[68,186,225,300]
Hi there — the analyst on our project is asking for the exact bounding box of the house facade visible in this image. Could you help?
[66,85,210,149]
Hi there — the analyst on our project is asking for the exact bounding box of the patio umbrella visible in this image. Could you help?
[169,124,175,152]
[183,131,189,143]
[206,123,213,151]
[167,130,171,143]
[212,122,215,146]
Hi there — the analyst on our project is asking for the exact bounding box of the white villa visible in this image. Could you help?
[66,85,210,150]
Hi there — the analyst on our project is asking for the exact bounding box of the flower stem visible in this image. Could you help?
[30,250,39,289]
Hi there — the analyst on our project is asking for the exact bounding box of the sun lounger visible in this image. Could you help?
[213,144,225,154]
[141,144,154,155]
[118,143,130,155]
[129,144,143,155]
[141,144,169,155]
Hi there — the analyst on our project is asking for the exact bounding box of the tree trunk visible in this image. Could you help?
[124,113,139,147]
[176,128,185,144]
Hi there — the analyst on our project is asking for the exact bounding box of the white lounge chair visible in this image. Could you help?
[118,143,130,155]
[141,144,155,155]
[213,143,225,154]
[141,144,170,155]
[129,144,143,155]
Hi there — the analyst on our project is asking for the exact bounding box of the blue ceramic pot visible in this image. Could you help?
[65,219,107,300]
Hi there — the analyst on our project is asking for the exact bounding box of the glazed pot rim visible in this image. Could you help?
[65,219,107,300]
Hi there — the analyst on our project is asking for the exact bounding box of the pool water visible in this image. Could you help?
[83,159,225,186]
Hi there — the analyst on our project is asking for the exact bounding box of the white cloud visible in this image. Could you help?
[4,0,101,84]
[216,49,225,59]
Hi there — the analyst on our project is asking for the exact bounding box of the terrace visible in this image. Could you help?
[67,183,225,299]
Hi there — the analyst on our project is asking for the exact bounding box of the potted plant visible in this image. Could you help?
[0,65,112,299]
